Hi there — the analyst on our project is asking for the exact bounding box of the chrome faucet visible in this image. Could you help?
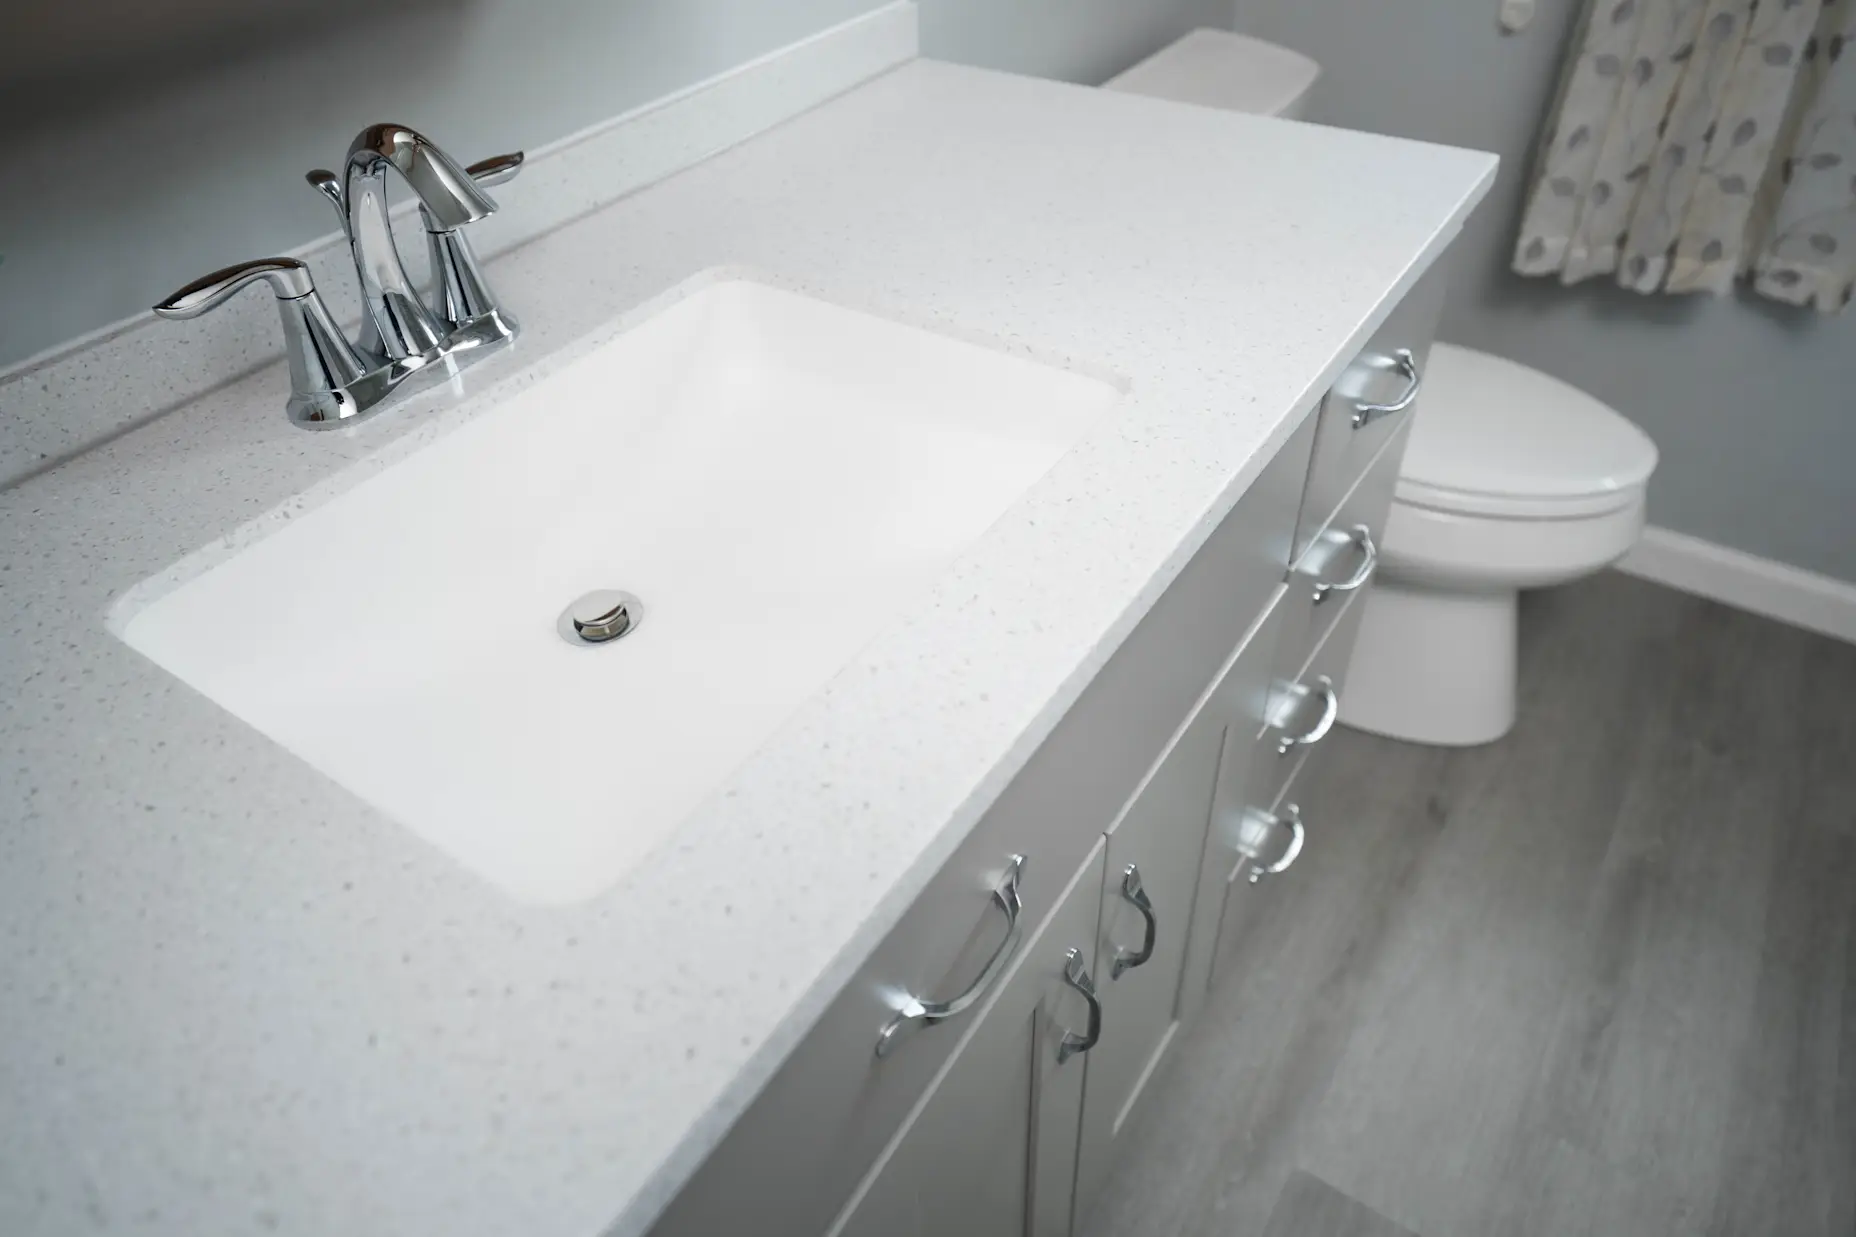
[341,123,494,363]
[154,123,523,428]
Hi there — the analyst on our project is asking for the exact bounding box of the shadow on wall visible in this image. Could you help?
[0,0,464,123]
[0,0,882,371]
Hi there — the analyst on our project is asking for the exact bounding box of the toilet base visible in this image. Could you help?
[1339,579,1517,747]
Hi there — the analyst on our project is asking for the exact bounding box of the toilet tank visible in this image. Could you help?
[1102,28,1320,120]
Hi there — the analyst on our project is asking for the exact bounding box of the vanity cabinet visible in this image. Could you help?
[829,841,1107,1237]
[1072,584,1287,1214]
[648,260,1447,1237]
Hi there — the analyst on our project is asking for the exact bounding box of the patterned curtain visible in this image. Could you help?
[1514,0,1856,312]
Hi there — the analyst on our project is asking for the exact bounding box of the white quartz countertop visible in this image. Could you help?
[0,60,1494,1237]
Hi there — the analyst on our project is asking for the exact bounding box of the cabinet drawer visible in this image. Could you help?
[1292,259,1446,564]
[1250,583,1369,822]
[650,391,1318,1237]
[1275,420,1411,689]
[1205,669,1352,991]
[1205,726,1329,991]
[1175,585,1292,1022]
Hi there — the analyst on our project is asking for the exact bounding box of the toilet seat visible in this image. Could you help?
[1396,476,1644,520]
[1395,343,1658,521]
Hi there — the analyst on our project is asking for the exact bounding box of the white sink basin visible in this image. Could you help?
[117,277,1120,903]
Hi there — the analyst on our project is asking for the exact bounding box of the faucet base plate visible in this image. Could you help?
[287,321,515,429]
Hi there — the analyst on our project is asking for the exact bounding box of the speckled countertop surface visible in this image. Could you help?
[0,60,1494,1237]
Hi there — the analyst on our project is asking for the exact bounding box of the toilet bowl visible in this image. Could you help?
[1107,31,1660,746]
[1339,344,1657,745]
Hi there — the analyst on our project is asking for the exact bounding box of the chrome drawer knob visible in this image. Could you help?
[1244,803,1306,884]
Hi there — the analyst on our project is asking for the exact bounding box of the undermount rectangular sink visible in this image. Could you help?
[117,276,1121,903]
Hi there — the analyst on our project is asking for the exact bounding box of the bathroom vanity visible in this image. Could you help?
[0,49,1493,1237]
[648,259,1448,1237]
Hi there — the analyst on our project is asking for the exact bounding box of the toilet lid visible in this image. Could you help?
[1102,29,1320,118]
[1396,342,1658,518]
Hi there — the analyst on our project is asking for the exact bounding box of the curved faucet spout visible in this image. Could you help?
[347,123,497,228]
[342,124,498,361]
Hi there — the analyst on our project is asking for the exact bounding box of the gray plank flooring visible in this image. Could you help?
[1079,572,1856,1237]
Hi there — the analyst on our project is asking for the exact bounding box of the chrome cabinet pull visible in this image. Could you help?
[1057,948,1103,1064]
[1244,803,1306,884]
[876,854,1026,1057]
[1272,674,1339,755]
[1350,347,1423,429]
[1111,864,1158,980]
[1308,524,1378,606]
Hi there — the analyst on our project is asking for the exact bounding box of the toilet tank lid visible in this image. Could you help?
[1401,343,1658,503]
[1102,28,1320,117]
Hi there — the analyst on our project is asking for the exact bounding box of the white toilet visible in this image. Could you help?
[1108,30,1660,746]
[1340,346,1656,744]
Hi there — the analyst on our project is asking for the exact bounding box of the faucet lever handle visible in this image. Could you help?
[153,257,370,425]
[154,257,316,320]
[305,169,345,216]
[421,150,525,342]
[464,151,523,189]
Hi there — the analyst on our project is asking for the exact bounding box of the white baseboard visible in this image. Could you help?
[1615,526,1856,646]
[0,1,919,489]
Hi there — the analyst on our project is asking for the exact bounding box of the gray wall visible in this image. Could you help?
[1231,0,1856,584]
[0,0,876,368]
[923,0,1229,85]
[0,0,1225,372]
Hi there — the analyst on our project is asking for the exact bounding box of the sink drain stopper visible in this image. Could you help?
[558,590,643,644]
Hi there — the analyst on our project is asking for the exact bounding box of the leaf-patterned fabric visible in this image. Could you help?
[1749,0,1856,307]
[1514,0,1856,311]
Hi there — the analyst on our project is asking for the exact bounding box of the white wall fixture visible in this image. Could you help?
[1499,0,1536,35]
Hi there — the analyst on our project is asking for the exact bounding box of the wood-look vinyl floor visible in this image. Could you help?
[1081,572,1856,1237]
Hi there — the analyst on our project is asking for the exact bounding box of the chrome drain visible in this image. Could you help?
[558,590,643,644]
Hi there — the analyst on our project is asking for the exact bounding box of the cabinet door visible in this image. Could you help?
[1071,700,1224,1217]
[828,840,1108,1237]
[1072,587,1289,1214]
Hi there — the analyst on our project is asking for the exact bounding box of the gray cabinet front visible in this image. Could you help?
[1071,590,1287,1213]
[829,840,1108,1237]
